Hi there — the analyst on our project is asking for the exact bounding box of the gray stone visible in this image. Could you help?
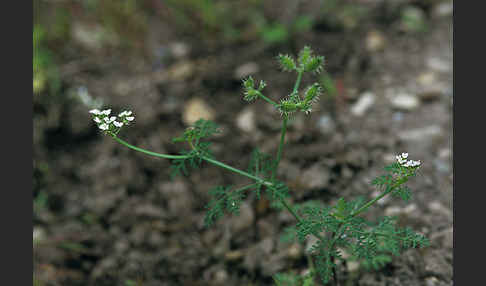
[317,115,336,134]
[169,42,190,59]
[427,57,451,73]
[183,98,215,125]
[234,62,259,79]
[390,93,420,111]
[350,92,375,117]
[236,107,256,133]
[398,125,443,143]
[366,30,386,52]
[230,202,255,233]
[432,2,453,18]
[168,61,195,81]
[423,250,453,278]
[33,226,46,244]
[428,201,452,217]
[301,163,331,190]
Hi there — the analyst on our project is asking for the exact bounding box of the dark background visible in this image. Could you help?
[33,0,452,285]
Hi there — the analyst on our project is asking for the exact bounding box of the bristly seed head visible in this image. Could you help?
[277,54,297,72]
[297,46,325,74]
[242,76,266,102]
[303,83,322,105]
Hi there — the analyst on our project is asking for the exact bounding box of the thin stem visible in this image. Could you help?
[257,91,279,108]
[271,115,288,182]
[200,156,270,185]
[354,230,414,241]
[280,198,326,241]
[113,136,189,160]
[211,183,259,205]
[350,181,403,218]
[293,70,303,93]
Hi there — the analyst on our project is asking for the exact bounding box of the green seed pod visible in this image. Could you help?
[304,83,322,104]
[279,98,299,116]
[304,55,325,74]
[244,89,259,102]
[242,76,255,89]
[298,46,312,68]
[277,54,296,72]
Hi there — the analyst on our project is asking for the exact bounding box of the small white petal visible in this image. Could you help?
[101,109,111,115]
[126,116,135,121]
[93,117,101,123]
[99,123,109,130]
[109,116,117,122]
[89,109,101,115]
[104,117,110,122]
[401,153,409,159]
[113,121,123,128]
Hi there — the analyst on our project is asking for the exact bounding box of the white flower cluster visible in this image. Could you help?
[89,108,135,133]
[396,153,421,168]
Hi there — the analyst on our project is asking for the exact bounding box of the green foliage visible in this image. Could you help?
[401,6,427,33]
[170,149,202,178]
[360,253,393,271]
[265,181,290,209]
[97,46,428,286]
[273,270,315,286]
[171,119,220,178]
[309,239,338,284]
[260,22,289,44]
[297,206,337,242]
[172,119,220,144]
[319,72,337,98]
[248,148,275,199]
[33,25,56,94]
[204,185,248,227]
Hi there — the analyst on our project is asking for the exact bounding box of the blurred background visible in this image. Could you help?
[33,0,453,285]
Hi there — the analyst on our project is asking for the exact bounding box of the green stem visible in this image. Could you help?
[257,91,279,107]
[350,182,403,218]
[201,156,270,185]
[113,136,189,160]
[354,230,414,241]
[271,115,288,182]
[293,70,303,93]
[280,198,326,241]
[112,136,326,244]
[212,183,259,205]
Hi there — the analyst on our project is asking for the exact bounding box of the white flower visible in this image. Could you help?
[396,152,421,168]
[99,123,109,130]
[101,109,111,115]
[126,116,135,121]
[89,109,101,115]
[93,117,101,123]
[118,110,133,117]
[113,121,123,128]
[410,160,421,167]
[109,116,117,122]
[104,117,111,123]
[396,155,407,164]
